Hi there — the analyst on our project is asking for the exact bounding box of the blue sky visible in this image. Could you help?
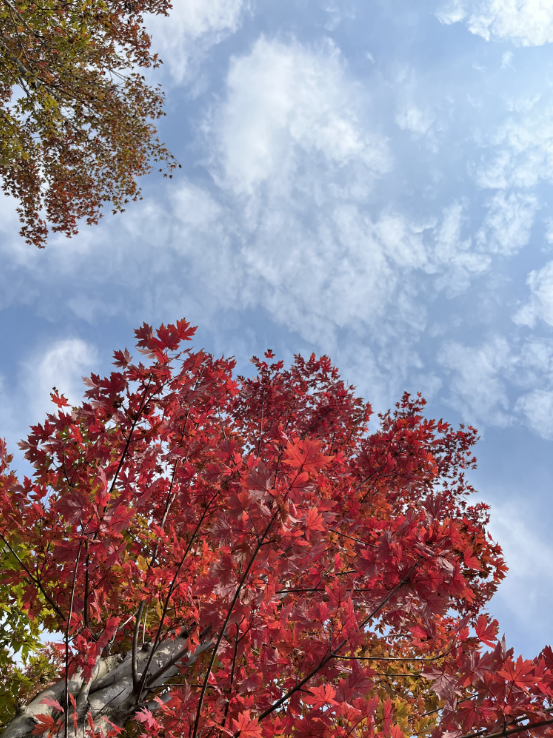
[1,0,553,656]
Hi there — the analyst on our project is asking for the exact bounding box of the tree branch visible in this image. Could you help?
[457,717,553,738]
[0,530,65,620]
[258,556,424,721]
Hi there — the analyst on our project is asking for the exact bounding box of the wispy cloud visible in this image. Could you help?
[476,192,539,256]
[437,337,512,427]
[0,337,98,471]
[471,95,553,191]
[514,260,553,327]
[436,0,553,46]
[146,0,247,84]
[487,500,553,653]
[206,36,391,195]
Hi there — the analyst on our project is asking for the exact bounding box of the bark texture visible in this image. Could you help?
[3,636,213,738]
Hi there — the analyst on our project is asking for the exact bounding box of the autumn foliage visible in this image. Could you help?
[0,0,177,248]
[0,319,552,738]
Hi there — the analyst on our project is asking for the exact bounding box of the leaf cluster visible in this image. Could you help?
[0,0,177,247]
[0,320,550,738]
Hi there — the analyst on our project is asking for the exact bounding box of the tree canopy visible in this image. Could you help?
[0,319,552,738]
[0,0,177,248]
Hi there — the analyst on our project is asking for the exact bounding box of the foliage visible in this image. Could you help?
[0,644,64,729]
[0,454,59,727]
[0,0,178,248]
[0,319,551,738]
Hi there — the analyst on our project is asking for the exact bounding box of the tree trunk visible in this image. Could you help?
[3,635,213,738]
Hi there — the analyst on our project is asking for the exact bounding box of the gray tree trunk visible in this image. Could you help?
[3,635,213,738]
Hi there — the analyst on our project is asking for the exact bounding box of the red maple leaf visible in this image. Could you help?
[231,711,263,738]
[135,708,160,730]
[498,656,538,691]
[475,614,497,647]
[304,507,326,541]
[50,391,69,408]
[284,438,332,474]
[31,715,56,736]
[304,685,338,709]
[40,698,64,712]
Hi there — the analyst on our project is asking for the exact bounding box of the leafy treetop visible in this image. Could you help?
[0,319,551,738]
[0,0,178,247]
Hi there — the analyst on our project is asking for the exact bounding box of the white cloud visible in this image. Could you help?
[515,389,553,438]
[437,336,512,426]
[435,0,467,25]
[324,0,357,31]
[395,106,434,136]
[3,31,553,448]
[501,50,514,68]
[472,99,553,191]
[436,0,553,46]
[513,260,553,327]
[430,202,491,295]
[487,502,553,645]
[147,0,246,84]
[21,338,98,423]
[0,337,98,473]
[437,334,553,438]
[476,192,539,256]
[207,36,391,195]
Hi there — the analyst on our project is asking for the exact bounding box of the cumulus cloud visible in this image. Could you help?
[207,36,391,195]
[487,501,553,649]
[21,338,98,424]
[437,337,512,426]
[167,181,429,346]
[437,333,553,438]
[472,97,553,191]
[2,30,553,448]
[515,389,553,439]
[147,0,246,84]
[513,260,553,327]
[0,337,98,471]
[436,0,553,46]
[395,106,434,136]
[476,192,539,256]
[166,187,490,351]
[430,202,490,295]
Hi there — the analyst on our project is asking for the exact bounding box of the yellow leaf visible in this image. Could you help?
[137,554,150,571]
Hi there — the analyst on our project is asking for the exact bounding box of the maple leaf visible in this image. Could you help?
[231,711,263,738]
[498,656,538,691]
[409,624,431,640]
[304,685,338,709]
[422,670,461,701]
[304,507,326,541]
[383,697,394,736]
[135,323,155,352]
[475,614,497,647]
[40,697,64,711]
[135,708,160,730]
[175,318,197,343]
[50,391,69,408]
[462,545,482,571]
[97,616,121,650]
[31,714,56,736]
[284,438,332,474]
[113,348,131,368]
[99,718,124,735]
[54,488,89,525]
[247,462,274,496]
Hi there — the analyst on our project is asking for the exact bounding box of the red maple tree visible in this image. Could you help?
[0,319,551,738]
